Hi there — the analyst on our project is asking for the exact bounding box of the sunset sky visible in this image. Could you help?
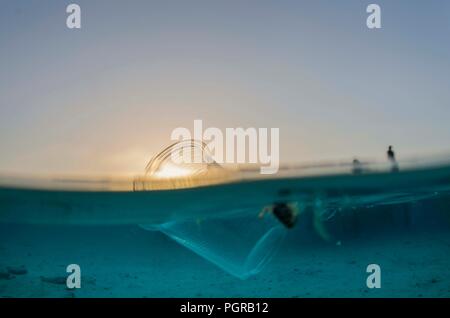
[1,0,450,176]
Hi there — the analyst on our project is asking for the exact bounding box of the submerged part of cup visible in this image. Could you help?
[145,207,286,279]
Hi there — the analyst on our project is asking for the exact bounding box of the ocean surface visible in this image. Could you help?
[1,164,450,297]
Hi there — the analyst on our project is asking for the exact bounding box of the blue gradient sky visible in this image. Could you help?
[1,0,450,175]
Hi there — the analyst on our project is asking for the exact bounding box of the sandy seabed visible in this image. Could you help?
[1,223,449,298]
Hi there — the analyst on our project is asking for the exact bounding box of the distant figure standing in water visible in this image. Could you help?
[352,158,363,174]
[387,146,399,172]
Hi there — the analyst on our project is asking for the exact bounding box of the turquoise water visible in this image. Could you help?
[1,165,450,297]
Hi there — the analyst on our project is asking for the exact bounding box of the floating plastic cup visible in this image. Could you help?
[135,140,286,278]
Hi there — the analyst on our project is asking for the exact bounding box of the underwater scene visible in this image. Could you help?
[1,162,450,298]
[1,0,450,302]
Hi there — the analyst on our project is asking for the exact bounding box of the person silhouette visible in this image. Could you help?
[387,146,395,161]
[387,146,399,172]
[352,158,363,174]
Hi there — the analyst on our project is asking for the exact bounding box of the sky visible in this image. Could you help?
[0,0,450,176]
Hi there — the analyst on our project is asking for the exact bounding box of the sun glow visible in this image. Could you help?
[152,162,196,179]
[133,140,237,190]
